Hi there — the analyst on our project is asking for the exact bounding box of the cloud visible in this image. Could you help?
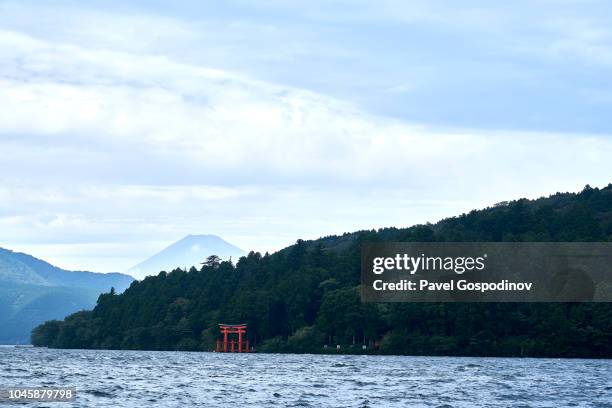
[1,2,611,271]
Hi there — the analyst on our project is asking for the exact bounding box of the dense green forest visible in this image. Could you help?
[32,185,612,357]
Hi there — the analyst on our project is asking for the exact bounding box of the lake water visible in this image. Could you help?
[0,347,611,407]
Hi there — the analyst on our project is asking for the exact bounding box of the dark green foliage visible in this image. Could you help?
[32,184,612,357]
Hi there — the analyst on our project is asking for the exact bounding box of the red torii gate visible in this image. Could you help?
[216,324,250,353]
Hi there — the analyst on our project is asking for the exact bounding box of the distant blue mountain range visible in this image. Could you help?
[0,247,134,344]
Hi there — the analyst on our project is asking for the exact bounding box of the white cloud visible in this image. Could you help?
[0,3,611,271]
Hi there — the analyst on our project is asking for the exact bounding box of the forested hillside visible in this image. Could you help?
[32,185,612,357]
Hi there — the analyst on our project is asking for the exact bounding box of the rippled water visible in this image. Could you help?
[1,347,611,407]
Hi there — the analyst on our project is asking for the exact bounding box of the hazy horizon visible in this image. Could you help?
[2,0,612,271]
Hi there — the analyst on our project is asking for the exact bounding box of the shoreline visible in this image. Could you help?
[18,345,612,360]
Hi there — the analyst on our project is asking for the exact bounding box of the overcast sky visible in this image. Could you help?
[2,0,612,272]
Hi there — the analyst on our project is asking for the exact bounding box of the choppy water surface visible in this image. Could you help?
[1,347,611,407]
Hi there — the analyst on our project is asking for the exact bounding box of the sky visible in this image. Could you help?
[1,0,612,272]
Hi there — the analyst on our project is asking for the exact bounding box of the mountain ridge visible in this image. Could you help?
[32,183,612,357]
[0,247,133,290]
[0,247,134,344]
